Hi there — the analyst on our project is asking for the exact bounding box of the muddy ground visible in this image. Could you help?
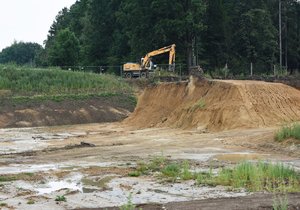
[0,79,300,209]
[0,123,299,210]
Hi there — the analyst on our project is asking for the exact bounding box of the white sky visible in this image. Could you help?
[0,0,76,51]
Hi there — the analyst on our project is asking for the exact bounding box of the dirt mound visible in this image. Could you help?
[125,77,300,131]
[0,96,135,128]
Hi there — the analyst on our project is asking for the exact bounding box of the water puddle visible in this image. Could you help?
[15,173,83,195]
[36,179,82,195]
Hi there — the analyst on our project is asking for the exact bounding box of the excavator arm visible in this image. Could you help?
[141,44,176,69]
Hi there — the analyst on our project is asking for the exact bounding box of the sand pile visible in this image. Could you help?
[125,77,300,131]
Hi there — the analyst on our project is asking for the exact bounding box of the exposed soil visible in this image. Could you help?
[0,79,300,209]
[0,95,135,128]
[0,123,299,210]
[125,77,300,131]
[92,193,300,210]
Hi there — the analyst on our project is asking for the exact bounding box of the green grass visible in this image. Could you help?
[128,156,196,182]
[275,123,300,141]
[129,156,300,193]
[0,64,133,99]
[55,195,66,202]
[197,162,300,192]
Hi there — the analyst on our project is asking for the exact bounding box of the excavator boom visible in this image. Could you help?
[142,44,176,68]
[123,44,176,78]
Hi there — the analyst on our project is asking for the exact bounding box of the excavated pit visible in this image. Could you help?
[125,77,300,131]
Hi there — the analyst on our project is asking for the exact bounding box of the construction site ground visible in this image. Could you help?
[0,79,300,209]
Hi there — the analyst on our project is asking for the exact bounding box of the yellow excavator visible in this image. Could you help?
[123,44,176,78]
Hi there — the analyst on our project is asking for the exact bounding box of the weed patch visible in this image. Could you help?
[128,156,197,182]
[273,194,288,210]
[55,195,66,202]
[197,162,300,192]
[275,123,300,141]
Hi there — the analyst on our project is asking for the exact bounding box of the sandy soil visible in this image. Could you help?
[125,78,300,131]
[0,79,299,209]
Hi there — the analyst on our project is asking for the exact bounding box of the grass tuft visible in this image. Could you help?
[275,123,300,141]
[273,194,288,210]
[55,195,66,202]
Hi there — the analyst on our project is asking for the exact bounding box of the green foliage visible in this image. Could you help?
[197,162,300,192]
[161,164,181,180]
[129,156,196,182]
[40,0,300,74]
[0,41,42,65]
[128,171,141,177]
[0,65,132,97]
[55,195,66,202]
[48,28,80,66]
[180,161,194,180]
[275,123,300,141]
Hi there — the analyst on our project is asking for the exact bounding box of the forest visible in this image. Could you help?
[0,0,299,75]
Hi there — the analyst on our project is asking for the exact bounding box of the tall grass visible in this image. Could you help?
[198,162,300,192]
[275,123,300,141]
[0,65,132,96]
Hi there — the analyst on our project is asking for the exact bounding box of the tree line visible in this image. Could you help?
[0,0,299,75]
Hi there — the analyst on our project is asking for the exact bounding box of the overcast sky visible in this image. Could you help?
[0,0,76,51]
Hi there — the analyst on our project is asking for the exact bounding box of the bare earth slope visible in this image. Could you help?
[0,96,134,128]
[125,77,300,131]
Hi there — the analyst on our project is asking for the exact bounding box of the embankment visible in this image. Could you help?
[0,95,135,128]
[125,77,300,131]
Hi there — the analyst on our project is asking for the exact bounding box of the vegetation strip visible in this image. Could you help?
[129,156,300,193]
[0,65,133,96]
